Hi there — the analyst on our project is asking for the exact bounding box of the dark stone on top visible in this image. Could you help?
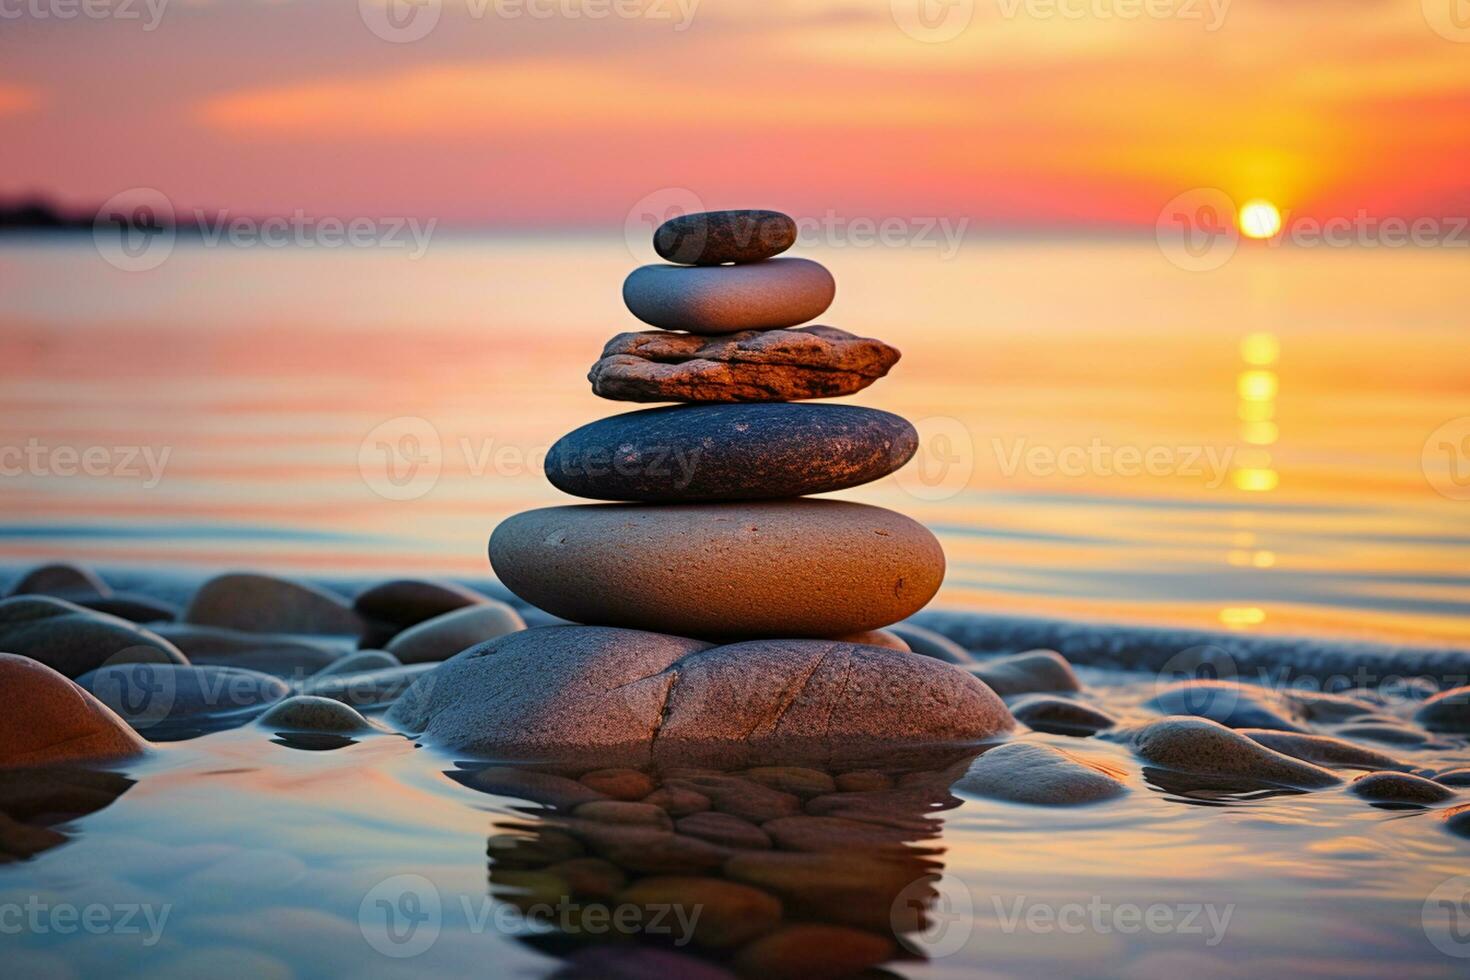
[654,209,797,265]
[544,403,918,502]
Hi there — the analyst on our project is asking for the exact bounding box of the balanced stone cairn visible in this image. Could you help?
[490,208,944,641]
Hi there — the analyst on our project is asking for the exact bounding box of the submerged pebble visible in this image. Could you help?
[954,741,1127,805]
[1128,717,1341,789]
[1011,695,1117,736]
[1349,771,1456,805]
[1240,730,1411,772]
[256,695,376,734]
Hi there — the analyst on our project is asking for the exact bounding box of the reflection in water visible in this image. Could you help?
[470,755,977,977]
[0,766,134,862]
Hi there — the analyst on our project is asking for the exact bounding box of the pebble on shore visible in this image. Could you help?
[0,653,148,768]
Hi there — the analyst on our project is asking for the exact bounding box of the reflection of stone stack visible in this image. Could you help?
[491,209,945,640]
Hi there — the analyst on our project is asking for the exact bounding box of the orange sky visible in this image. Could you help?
[2,0,1468,227]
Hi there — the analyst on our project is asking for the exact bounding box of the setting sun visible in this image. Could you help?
[1239,200,1283,239]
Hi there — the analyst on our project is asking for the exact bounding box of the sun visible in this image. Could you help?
[1238,200,1282,240]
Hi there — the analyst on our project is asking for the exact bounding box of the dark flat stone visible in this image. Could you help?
[544,403,917,502]
[654,209,797,265]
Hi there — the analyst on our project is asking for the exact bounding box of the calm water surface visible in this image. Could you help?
[3,235,1468,642]
[2,236,1468,978]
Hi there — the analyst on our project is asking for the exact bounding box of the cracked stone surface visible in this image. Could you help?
[588,326,900,403]
[387,628,1013,767]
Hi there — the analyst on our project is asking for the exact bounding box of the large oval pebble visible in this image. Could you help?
[622,258,834,334]
[489,501,944,636]
[545,404,917,502]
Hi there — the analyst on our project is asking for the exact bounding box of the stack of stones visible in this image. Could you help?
[490,208,944,642]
